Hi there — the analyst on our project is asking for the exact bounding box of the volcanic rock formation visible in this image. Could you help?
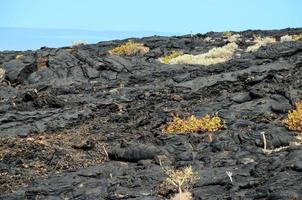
[0,28,302,199]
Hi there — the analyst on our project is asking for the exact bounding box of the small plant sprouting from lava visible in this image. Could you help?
[163,114,223,134]
[284,101,302,132]
[108,40,149,56]
[162,166,198,198]
[160,50,184,64]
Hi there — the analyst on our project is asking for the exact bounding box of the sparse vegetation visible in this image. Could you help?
[2,29,302,198]
[168,42,238,66]
[280,33,302,42]
[64,48,75,54]
[284,101,302,132]
[292,33,302,41]
[108,41,149,56]
[0,68,5,80]
[227,34,241,43]
[222,31,232,38]
[163,114,223,134]
[163,166,198,194]
[15,54,24,59]
[280,35,294,42]
[246,36,276,52]
[160,50,184,64]
[222,32,241,43]
[0,117,109,193]
[71,40,87,47]
[204,36,213,42]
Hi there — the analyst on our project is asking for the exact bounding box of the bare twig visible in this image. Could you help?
[262,134,302,154]
[158,158,162,167]
[208,133,213,142]
[226,171,233,183]
[102,145,109,161]
[261,132,267,151]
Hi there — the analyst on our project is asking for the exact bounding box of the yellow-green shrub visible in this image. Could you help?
[108,41,149,56]
[222,31,232,38]
[160,50,184,64]
[285,101,302,132]
[163,114,223,134]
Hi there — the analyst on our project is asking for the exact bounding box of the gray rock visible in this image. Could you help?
[83,66,100,79]
[108,144,162,162]
[2,59,35,82]
[231,92,251,103]
[256,41,302,59]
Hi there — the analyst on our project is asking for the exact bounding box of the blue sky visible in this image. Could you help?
[1,0,302,33]
[0,0,301,50]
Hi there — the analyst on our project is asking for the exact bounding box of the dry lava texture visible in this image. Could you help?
[1,28,302,199]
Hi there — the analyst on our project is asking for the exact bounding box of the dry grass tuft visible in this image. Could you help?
[246,36,276,52]
[222,32,241,43]
[292,33,302,41]
[0,68,5,80]
[163,114,223,134]
[160,50,184,64]
[280,35,294,42]
[227,34,241,43]
[204,36,213,42]
[15,54,24,59]
[168,42,238,66]
[284,101,302,132]
[109,41,149,56]
[71,40,87,47]
[280,33,302,42]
